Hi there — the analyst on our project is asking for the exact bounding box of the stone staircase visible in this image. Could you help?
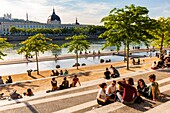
[0,69,170,113]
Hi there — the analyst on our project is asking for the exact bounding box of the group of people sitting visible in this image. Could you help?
[50,75,81,91]
[132,58,140,65]
[0,75,35,100]
[97,74,161,106]
[51,69,69,76]
[0,76,13,85]
[151,54,170,70]
[104,65,120,79]
[0,88,34,100]
[151,59,169,70]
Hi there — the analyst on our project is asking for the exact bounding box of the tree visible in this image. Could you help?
[62,34,90,69]
[53,28,61,34]
[151,17,170,53]
[9,26,18,35]
[18,33,60,75]
[99,4,156,70]
[0,38,12,59]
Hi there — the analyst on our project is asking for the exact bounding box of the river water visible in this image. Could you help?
[0,40,150,76]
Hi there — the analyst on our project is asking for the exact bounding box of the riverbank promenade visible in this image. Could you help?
[1,48,168,65]
[0,56,170,113]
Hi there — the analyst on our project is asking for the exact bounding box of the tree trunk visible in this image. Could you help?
[124,42,126,62]
[76,51,79,69]
[160,33,164,53]
[126,41,130,70]
[35,52,39,75]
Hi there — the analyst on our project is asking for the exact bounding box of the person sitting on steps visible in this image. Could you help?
[106,80,117,102]
[104,68,111,79]
[60,77,69,90]
[151,61,158,70]
[148,74,161,101]
[111,67,120,78]
[23,88,34,96]
[51,70,56,76]
[0,76,4,85]
[56,70,59,76]
[70,75,81,87]
[117,78,126,98]
[10,90,22,100]
[51,78,58,91]
[137,79,148,97]
[60,70,63,76]
[117,78,138,104]
[6,76,12,84]
[64,69,69,75]
[97,83,113,106]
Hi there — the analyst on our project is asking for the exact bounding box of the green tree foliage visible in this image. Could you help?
[18,33,60,75]
[62,35,90,69]
[0,38,12,59]
[9,26,106,36]
[100,4,156,70]
[151,17,170,53]
[9,26,18,35]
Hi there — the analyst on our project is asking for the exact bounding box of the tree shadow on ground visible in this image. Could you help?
[116,66,127,69]
[24,102,39,113]
[0,85,14,93]
[126,69,136,72]
[12,99,39,113]
[156,69,170,73]
[11,82,40,88]
[28,75,37,79]
[68,71,91,78]
[130,66,142,68]
[37,74,45,78]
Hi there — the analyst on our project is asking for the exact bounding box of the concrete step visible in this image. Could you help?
[0,69,169,113]
[85,84,170,113]
[144,101,170,113]
[54,78,170,113]
[0,69,155,107]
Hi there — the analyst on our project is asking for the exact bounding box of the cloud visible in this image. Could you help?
[0,0,169,25]
[0,0,115,25]
[149,4,170,19]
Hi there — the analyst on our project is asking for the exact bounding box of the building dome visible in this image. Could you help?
[47,9,61,24]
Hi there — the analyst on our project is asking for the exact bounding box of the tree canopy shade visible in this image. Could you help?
[62,34,90,69]
[99,4,156,70]
[150,17,170,53]
[18,33,60,75]
[0,38,12,59]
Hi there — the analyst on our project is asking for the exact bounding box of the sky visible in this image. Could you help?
[0,0,169,25]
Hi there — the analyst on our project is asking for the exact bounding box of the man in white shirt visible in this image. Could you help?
[106,80,117,102]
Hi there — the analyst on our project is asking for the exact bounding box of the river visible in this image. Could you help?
[0,40,150,76]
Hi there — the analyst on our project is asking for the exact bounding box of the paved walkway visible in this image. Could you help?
[0,68,170,113]
[0,48,165,65]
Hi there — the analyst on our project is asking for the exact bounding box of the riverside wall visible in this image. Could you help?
[2,35,99,41]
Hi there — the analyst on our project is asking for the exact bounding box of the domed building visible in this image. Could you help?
[47,8,61,24]
[0,8,89,35]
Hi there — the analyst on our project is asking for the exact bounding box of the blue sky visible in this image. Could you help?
[0,0,169,25]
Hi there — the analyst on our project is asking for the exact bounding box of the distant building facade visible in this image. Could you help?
[0,9,86,35]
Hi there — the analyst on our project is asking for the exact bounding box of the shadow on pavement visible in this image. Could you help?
[24,102,39,113]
